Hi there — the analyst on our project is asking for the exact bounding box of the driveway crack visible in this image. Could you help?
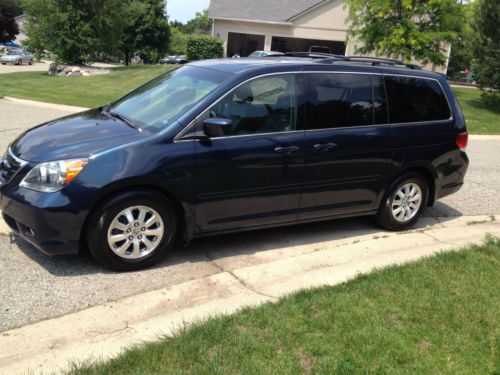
[88,320,130,337]
[205,252,278,300]
[418,231,460,247]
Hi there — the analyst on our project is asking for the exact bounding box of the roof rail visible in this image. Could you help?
[319,55,422,70]
[262,52,422,70]
[265,51,349,60]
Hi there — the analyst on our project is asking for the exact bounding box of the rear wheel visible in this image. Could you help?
[375,172,429,231]
[87,190,177,271]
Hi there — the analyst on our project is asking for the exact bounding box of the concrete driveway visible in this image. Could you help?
[0,60,52,74]
[0,97,499,335]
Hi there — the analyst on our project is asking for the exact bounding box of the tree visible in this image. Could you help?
[0,0,19,43]
[447,2,476,79]
[185,9,211,35]
[121,0,170,65]
[170,20,186,33]
[345,0,464,66]
[169,26,187,55]
[21,0,169,65]
[22,0,124,64]
[473,0,500,105]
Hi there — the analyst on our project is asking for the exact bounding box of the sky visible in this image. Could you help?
[167,0,211,23]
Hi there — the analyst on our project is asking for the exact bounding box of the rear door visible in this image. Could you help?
[299,72,392,220]
[193,73,306,233]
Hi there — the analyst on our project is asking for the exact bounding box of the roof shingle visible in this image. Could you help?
[208,0,323,23]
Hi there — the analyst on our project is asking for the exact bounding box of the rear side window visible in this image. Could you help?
[305,73,374,129]
[384,76,451,123]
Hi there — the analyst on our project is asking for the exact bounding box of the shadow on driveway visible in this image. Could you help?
[13,202,463,277]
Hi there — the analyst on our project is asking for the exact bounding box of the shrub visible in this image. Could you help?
[186,35,223,61]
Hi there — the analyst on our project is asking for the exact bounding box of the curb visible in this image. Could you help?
[1,96,89,112]
[0,215,498,374]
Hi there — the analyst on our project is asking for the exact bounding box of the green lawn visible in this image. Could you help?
[0,65,175,108]
[68,237,500,375]
[0,66,498,134]
[453,87,500,135]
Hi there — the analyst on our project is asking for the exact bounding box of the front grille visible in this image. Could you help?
[0,148,27,186]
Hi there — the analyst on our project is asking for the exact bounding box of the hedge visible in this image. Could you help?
[186,35,224,61]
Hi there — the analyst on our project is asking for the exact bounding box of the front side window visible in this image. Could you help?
[209,74,297,136]
[384,76,451,123]
[305,73,374,129]
[110,66,231,133]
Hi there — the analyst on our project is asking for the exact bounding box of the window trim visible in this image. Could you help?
[175,72,301,141]
[175,71,453,142]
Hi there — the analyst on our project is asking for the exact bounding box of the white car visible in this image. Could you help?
[0,50,34,65]
[248,51,284,57]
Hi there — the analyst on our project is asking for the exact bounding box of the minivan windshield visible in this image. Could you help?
[109,66,231,133]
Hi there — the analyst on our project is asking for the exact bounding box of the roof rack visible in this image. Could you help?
[339,56,421,70]
[266,51,349,60]
[263,52,421,70]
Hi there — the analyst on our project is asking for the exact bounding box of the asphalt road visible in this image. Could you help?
[0,98,499,332]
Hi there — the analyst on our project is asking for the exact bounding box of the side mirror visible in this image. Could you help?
[203,118,233,138]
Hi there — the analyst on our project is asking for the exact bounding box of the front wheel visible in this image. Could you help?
[28,60,33,65]
[87,190,177,271]
[16,59,22,65]
[375,173,429,231]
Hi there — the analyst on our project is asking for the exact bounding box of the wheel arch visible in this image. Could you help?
[384,165,437,208]
[79,183,193,253]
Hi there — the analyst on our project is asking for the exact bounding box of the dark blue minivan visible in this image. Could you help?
[0,54,469,270]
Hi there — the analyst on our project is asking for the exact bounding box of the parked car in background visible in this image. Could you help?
[160,55,189,65]
[159,55,177,64]
[249,51,284,57]
[0,49,33,65]
[308,46,332,54]
[174,55,188,64]
[0,54,469,271]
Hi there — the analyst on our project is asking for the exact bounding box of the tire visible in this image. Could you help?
[86,190,177,271]
[29,60,33,65]
[17,59,22,65]
[375,172,429,231]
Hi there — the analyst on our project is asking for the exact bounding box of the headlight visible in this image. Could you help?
[20,159,88,193]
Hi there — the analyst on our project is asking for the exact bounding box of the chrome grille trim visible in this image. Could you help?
[0,147,28,186]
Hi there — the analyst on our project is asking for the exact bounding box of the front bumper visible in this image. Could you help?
[0,186,88,256]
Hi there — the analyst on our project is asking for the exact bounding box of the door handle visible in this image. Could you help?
[313,143,337,151]
[274,146,300,154]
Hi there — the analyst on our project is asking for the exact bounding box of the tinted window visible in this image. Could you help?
[209,74,296,135]
[385,76,451,123]
[306,73,374,129]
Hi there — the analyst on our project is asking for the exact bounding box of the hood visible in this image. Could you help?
[1,55,18,60]
[11,109,147,163]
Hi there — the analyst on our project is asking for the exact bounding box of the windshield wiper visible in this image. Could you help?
[107,110,141,131]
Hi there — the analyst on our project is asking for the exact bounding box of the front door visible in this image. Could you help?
[194,73,305,233]
[299,72,392,220]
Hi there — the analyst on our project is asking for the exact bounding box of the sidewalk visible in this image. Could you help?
[0,215,498,375]
[0,96,89,112]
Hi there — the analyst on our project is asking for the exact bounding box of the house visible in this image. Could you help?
[208,0,449,73]
[14,14,28,44]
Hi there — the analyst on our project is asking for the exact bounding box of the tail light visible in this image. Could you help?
[456,132,468,150]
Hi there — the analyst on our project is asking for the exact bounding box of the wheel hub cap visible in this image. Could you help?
[391,182,422,223]
[107,206,165,259]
